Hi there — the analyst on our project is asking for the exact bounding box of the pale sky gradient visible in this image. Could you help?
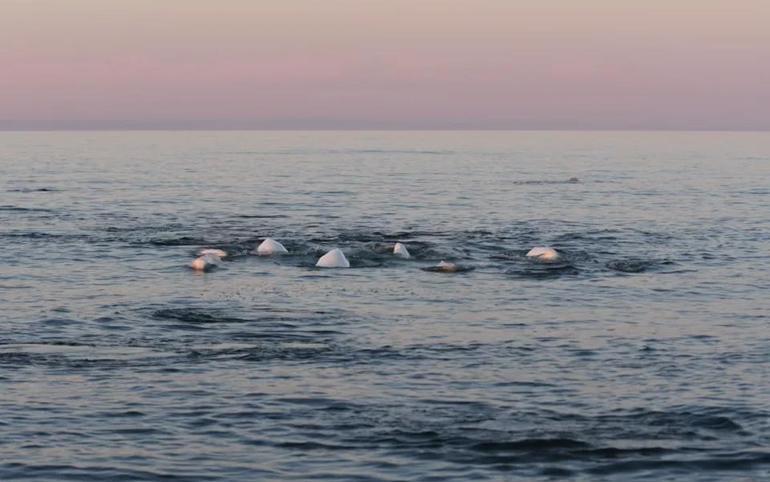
[2,0,769,129]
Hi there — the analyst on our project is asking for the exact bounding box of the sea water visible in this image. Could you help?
[1,131,768,481]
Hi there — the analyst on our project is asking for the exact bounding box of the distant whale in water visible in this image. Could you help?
[316,248,350,268]
[197,248,227,258]
[256,238,288,255]
[422,260,474,273]
[393,242,410,258]
[190,253,221,271]
[526,247,560,262]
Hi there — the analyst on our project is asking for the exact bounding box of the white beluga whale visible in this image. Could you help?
[435,260,457,272]
[190,253,221,271]
[393,242,410,259]
[316,248,350,268]
[256,238,288,255]
[526,246,560,262]
[197,248,227,258]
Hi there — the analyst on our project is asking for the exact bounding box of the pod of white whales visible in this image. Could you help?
[190,237,561,272]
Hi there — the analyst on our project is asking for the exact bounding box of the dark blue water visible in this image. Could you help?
[1,131,768,481]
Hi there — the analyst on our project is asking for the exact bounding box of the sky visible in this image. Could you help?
[1,0,769,130]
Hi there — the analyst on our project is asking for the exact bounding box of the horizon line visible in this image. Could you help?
[2,127,770,133]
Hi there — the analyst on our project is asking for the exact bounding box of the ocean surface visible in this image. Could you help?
[1,131,768,481]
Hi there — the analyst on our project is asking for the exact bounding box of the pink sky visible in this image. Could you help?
[2,0,769,129]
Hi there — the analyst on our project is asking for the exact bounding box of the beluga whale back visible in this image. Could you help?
[526,247,560,262]
[256,238,288,255]
[393,242,410,259]
[197,248,227,258]
[316,248,350,268]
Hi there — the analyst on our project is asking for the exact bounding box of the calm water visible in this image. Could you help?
[1,131,768,481]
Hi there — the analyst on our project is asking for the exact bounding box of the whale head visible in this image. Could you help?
[316,248,350,268]
[526,247,560,262]
[393,242,411,259]
[256,238,288,256]
[190,253,221,271]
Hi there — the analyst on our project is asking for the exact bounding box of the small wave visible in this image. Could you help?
[506,263,579,279]
[0,205,55,213]
[472,438,590,452]
[512,178,580,185]
[235,214,289,219]
[147,236,208,246]
[588,451,770,475]
[0,463,218,482]
[148,305,345,330]
[152,308,251,324]
[7,187,59,193]
[0,232,86,241]
[231,342,336,362]
[607,258,674,273]
[0,342,174,368]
